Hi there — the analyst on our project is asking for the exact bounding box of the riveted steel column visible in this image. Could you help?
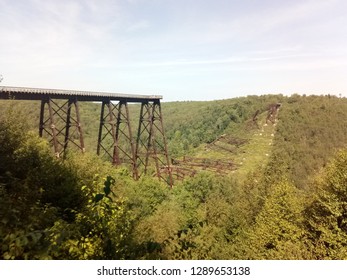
[97,101,106,156]
[39,100,46,137]
[47,98,60,157]
[64,100,72,153]
[125,102,138,179]
[73,100,85,153]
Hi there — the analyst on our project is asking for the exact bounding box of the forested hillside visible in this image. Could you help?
[267,94,347,186]
[1,93,347,259]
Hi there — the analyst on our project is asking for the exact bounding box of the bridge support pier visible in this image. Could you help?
[39,98,85,157]
[96,100,172,186]
[97,100,138,179]
[136,100,173,187]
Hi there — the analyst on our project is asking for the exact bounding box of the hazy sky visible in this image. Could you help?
[1,0,346,101]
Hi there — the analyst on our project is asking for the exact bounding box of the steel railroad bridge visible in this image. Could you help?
[0,86,172,185]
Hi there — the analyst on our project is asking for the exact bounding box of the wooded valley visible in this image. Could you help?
[1,93,347,259]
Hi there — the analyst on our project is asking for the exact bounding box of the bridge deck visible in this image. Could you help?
[0,86,162,102]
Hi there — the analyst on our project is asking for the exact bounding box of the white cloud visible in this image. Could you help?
[181,0,341,47]
[1,0,123,69]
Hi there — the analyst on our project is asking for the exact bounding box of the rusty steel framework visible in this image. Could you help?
[97,100,138,179]
[136,101,173,186]
[0,86,173,186]
[95,100,172,185]
[39,98,85,158]
[168,156,238,182]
